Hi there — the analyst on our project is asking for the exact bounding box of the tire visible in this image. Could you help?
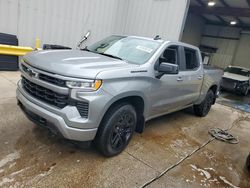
[95,103,137,157]
[194,90,215,117]
[246,153,250,172]
[242,88,249,96]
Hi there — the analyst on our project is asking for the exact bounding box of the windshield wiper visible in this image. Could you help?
[99,53,123,61]
[81,47,90,51]
[81,48,124,61]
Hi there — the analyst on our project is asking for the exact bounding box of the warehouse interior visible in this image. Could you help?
[182,0,250,111]
[182,0,250,69]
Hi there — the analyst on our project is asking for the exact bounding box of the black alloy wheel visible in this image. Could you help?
[95,103,137,157]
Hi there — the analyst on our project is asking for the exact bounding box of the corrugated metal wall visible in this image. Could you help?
[123,0,188,40]
[201,25,241,68]
[0,0,188,48]
[233,33,250,69]
[181,13,204,47]
[1,0,125,47]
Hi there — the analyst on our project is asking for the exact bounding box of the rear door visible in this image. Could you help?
[178,46,203,105]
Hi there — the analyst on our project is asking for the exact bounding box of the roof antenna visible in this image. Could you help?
[154,35,161,40]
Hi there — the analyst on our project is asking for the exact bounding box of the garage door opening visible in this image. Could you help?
[181,0,250,112]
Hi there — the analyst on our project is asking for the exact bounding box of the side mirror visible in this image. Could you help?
[158,62,179,74]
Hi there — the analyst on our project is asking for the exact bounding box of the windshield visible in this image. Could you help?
[224,67,250,77]
[87,36,161,64]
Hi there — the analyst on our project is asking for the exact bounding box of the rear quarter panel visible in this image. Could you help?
[196,68,223,104]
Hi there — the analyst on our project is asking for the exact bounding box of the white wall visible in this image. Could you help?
[181,13,204,47]
[232,33,250,69]
[123,0,189,41]
[0,0,18,35]
[1,0,125,47]
[0,0,188,48]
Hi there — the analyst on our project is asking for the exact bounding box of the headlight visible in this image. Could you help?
[66,79,102,91]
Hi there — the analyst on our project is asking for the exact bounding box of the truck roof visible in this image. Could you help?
[117,35,199,50]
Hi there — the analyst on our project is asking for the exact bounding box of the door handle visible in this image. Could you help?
[177,77,183,81]
[198,75,203,80]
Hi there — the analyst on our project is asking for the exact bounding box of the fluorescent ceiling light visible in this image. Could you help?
[230,21,237,25]
[208,1,216,6]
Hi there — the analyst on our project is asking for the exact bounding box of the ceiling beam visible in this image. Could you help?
[213,16,245,28]
[216,15,228,24]
[195,0,206,6]
[204,22,250,30]
[247,0,250,8]
[218,0,244,26]
[200,15,211,23]
[190,5,250,17]
[219,0,229,7]
[235,17,245,26]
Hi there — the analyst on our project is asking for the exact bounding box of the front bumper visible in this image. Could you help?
[221,80,248,94]
[17,88,98,141]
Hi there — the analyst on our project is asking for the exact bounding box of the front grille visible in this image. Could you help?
[21,63,29,72]
[221,78,236,90]
[21,63,66,87]
[22,76,68,108]
[39,73,66,87]
[21,77,89,118]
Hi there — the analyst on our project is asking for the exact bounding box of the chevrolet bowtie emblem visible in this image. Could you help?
[26,68,38,78]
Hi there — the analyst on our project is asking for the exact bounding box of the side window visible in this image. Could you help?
[184,48,199,70]
[159,48,177,64]
[159,45,179,65]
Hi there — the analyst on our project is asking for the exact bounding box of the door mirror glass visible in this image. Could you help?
[158,62,179,74]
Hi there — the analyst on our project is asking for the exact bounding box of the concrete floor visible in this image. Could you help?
[0,71,250,188]
[220,91,250,105]
[217,91,250,113]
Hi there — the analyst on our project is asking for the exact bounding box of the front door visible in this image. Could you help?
[149,45,187,117]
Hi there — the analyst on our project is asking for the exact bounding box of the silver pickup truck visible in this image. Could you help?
[16,35,222,156]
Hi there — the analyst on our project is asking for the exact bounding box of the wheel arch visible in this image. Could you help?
[100,93,146,134]
[208,84,218,104]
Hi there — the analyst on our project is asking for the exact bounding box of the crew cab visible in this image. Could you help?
[16,35,222,156]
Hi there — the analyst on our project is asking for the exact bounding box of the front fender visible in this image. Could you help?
[102,91,148,117]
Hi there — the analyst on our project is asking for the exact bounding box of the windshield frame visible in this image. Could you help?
[86,35,162,65]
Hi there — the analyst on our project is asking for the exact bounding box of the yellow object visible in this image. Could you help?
[0,44,33,56]
[35,38,41,49]
[94,80,102,90]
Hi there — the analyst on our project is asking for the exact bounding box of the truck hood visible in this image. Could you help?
[23,50,136,78]
[223,72,249,82]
